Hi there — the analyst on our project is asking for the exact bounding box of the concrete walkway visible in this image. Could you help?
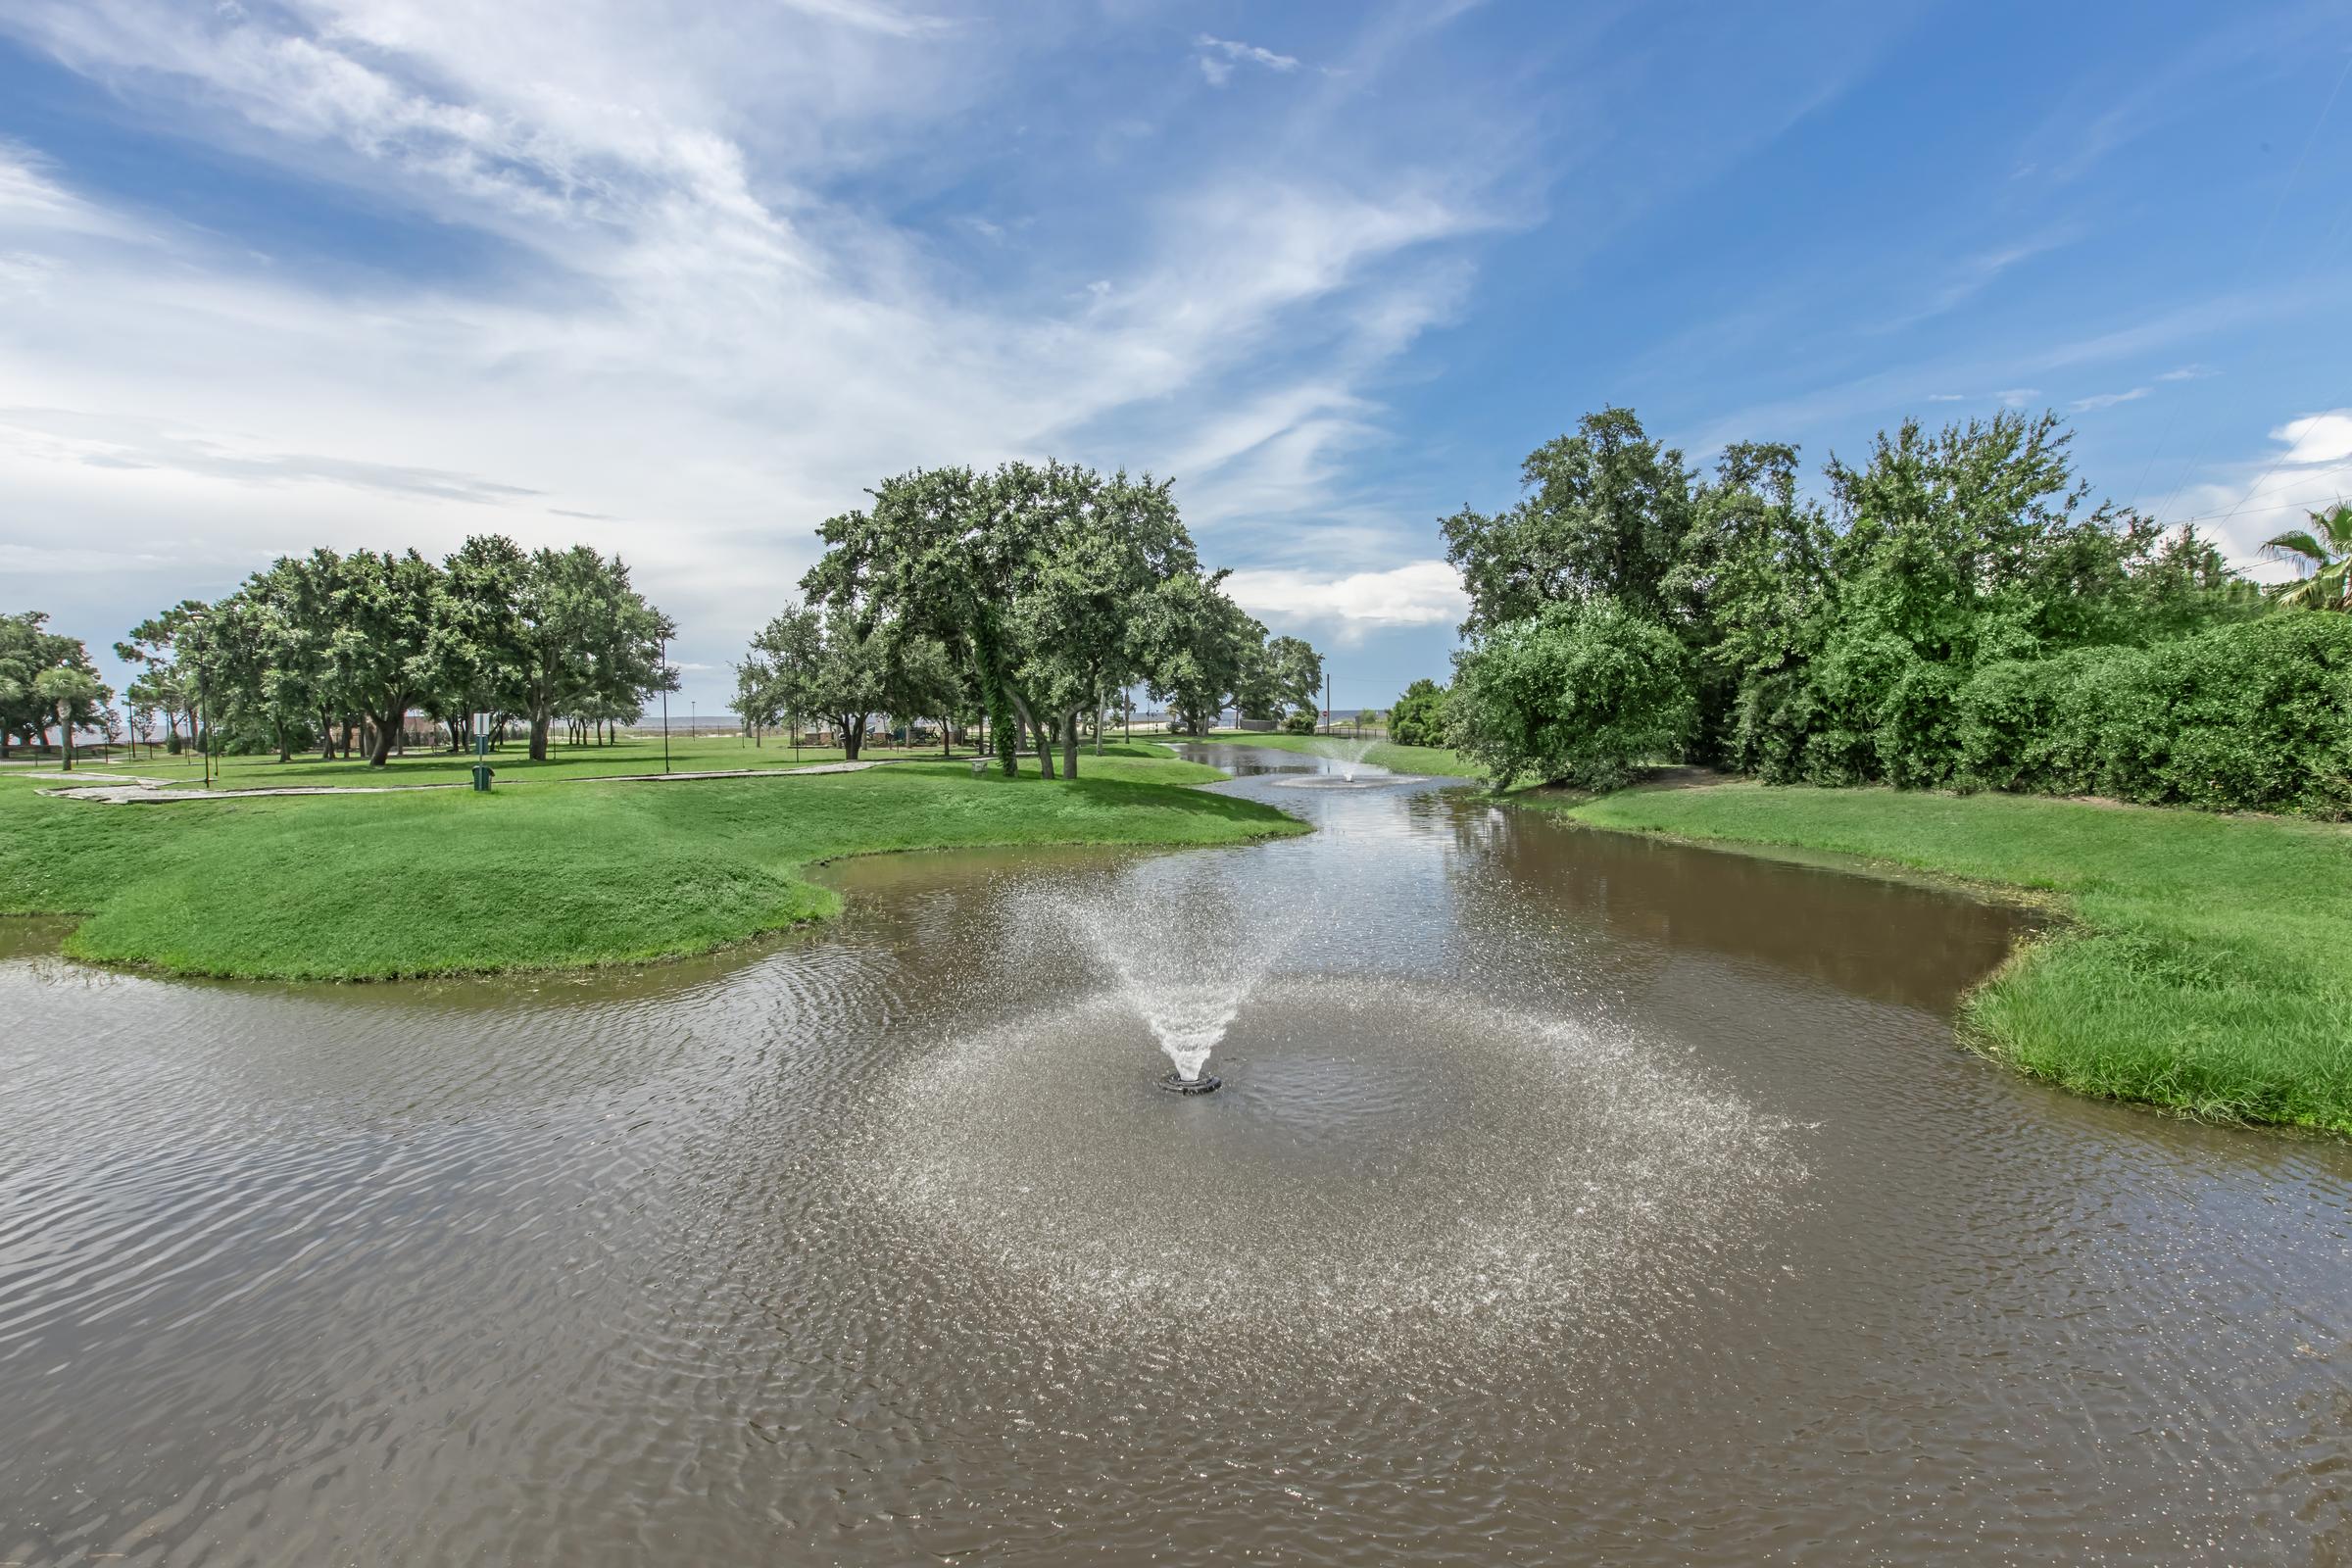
[555,760,880,784]
[34,773,467,805]
[32,759,882,805]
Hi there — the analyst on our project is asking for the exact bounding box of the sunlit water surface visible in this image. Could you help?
[1,746,2345,1564]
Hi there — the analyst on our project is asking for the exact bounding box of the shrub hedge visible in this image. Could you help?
[1743,613,2352,815]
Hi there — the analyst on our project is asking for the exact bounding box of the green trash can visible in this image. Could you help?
[469,761,495,792]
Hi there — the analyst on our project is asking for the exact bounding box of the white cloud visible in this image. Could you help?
[1996,387,2040,408]
[2159,409,2352,580]
[2271,411,2352,466]
[2068,386,2149,412]
[2157,364,2211,382]
[1195,34,1300,87]
[0,0,1508,696]
[1224,560,1466,638]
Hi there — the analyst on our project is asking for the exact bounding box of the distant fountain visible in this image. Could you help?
[1306,735,1382,782]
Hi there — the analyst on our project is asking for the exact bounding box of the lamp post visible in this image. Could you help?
[194,612,213,791]
[660,634,671,775]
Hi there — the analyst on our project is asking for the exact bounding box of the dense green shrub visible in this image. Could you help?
[1432,402,2340,813]
[1953,617,2352,814]
[1873,656,1964,789]
[1448,599,1694,790]
[2052,644,2166,799]
[2146,615,2352,813]
[1388,678,1447,747]
[1280,708,1316,735]
[1958,648,2113,794]
[1726,669,1810,782]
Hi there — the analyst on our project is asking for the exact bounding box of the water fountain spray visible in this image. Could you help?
[1307,735,1382,782]
[1038,868,1301,1096]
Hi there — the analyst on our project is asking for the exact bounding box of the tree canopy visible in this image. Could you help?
[1443,405,2298,806]
[2,612,110,762]
[140,535,674,764]
[798,460,1316,773]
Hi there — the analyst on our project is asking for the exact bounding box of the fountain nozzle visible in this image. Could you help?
[1156,1070,1222,1096]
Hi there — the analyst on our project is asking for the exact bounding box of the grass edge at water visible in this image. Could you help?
[1526,779,2352,1139]
[0,751,1307,983]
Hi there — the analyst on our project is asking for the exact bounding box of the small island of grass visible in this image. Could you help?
[0,743,1302,981]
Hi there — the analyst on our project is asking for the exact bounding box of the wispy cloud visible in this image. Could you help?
[2026,9,2334,184]
[2068,386,2150,412]
[1195,34,1302,87]
[0,407,542,503]
[1872,229,2077,333]
[0,0,1519,688]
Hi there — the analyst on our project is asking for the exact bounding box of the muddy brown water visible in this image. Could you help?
[1,746,2345,1564]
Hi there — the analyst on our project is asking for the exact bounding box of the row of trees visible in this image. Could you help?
[0,612,113,767]
[1427,407,2344,811]
[121,537,674,764]
[19,467,1319,781]
[741,461,1323,776]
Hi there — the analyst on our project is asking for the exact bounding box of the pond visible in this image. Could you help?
[1,745,2345,1564]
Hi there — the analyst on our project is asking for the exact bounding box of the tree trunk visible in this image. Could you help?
[368,715,395,765]
[53,706,72,770]
[320,710,336,761]
[1006,690,1053,778]
[841,715,862,761]
[529,710,551,761]
[275,720,290,764]
[1061,710,1079,779]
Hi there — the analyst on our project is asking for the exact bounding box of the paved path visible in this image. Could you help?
[34,774,466,805]
[32,760,882,805]
[555,760,880,783]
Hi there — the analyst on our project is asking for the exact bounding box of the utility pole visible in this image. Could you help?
[660,634,671,775]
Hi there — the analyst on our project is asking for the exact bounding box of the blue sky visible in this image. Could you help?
[2,0,2348,715]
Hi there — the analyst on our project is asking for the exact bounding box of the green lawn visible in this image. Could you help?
[21,732,1231,790]
[1547,780,2352,1136]
[1189,730,1489,779]
[39,732,883,788]
[0,744,1298,980]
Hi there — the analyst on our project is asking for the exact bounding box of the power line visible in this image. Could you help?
[2132,43,2352,520]
[2152,454,2352,530]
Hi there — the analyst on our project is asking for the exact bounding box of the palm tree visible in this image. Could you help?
[2261,503,2352,611]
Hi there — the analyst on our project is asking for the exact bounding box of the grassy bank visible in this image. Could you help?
[1544,781,2351,1135]
[0,745,1298,980]
[42,733,886,788]
[1191,731,1488,779]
